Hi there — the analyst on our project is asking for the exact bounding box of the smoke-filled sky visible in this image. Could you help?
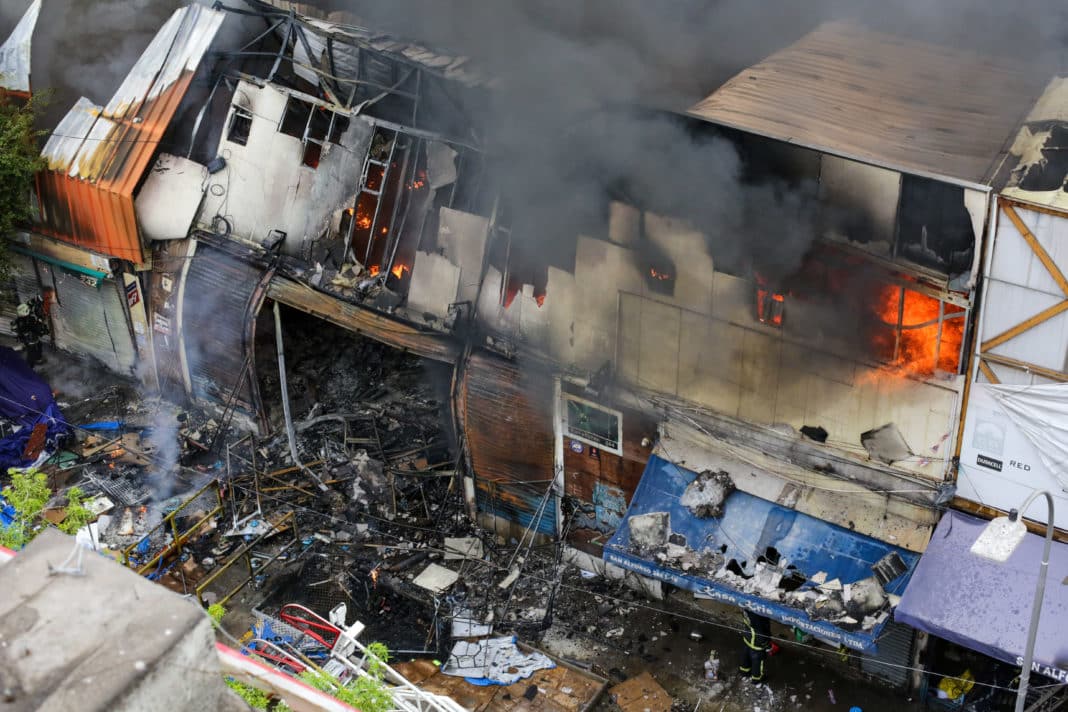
[3,0,1065,279]
[339,0,1066,279]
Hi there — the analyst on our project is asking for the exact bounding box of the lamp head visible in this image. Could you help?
[970,513,1028,563]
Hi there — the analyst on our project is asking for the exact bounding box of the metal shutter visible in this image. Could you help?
[861,620,914,688]
[50,269,136,373]
[476,480,558,537]
[182,241,264,409]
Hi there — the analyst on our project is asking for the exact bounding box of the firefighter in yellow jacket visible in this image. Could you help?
[739,609,772,683]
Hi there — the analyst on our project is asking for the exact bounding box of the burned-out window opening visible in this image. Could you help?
[896,176,975,275]
[279,96,313,138]
[302,141,322,169]
[279,96,349,168]
[345,126,427,294]
[563,394,622,455]
[307,105,333,142]
[755,273,785,327]
[328,112,350,145]
[226,107,252,146]
[870,284,966,377]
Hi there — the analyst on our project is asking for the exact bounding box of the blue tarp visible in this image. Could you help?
[0,346,68,469]
[896,510,1068,683]
[604,456,919,652]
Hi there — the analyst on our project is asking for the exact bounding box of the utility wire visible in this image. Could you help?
[220,481,1037,694]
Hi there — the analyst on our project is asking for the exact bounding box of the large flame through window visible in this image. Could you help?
[871,284,965,377]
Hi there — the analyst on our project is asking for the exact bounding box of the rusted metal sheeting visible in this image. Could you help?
[266,277,460,364]
[35,5,224,262]
[0,0,40,95]
[459,351,556,532]
[689,21,1048,188]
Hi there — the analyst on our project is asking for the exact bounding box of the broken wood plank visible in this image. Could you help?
[80,437,121,459]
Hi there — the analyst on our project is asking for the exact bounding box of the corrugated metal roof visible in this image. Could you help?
[35,5,224,262]
[41,97,101,170]
[688,21,1050,188]
[0,0,39,94]
[995,76,1068,210]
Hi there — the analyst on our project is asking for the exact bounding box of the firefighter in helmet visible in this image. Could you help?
[12,298,48,366]
[739,609,772,684]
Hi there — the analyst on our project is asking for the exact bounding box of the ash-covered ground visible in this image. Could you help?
[2,327,928,712]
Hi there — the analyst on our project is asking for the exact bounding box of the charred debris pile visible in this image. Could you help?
[0,330,605,668]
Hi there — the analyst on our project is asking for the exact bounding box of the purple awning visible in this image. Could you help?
[0,346,67,468]
[896,510,1068,683]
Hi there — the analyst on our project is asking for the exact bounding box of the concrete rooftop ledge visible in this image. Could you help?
[0,529,242,712]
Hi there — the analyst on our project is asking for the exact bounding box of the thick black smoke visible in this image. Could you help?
[339,0,1065,280]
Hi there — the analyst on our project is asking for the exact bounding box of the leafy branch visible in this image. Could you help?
[298,642,394,712]
[0,94,47,281]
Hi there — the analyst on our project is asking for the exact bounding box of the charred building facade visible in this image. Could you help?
[5,1,1068,694]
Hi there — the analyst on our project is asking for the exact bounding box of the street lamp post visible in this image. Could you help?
[969,490,1055,712]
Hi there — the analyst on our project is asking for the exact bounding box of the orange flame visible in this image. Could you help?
[368,265,380,276]
[390,264,409,279]
[503,285,519,309]
[370,567,380,588]
[535,293,546,307]
[649,267,671,281]
[871,285,964,377]
[357,213,372,230]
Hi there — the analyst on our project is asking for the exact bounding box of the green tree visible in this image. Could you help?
[0,95,45,280]
[0,468,50,549]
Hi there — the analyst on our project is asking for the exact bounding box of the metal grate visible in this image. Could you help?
[861,620,914,688]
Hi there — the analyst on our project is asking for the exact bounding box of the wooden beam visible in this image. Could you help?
[980,299,1068,352]
[979,351,1068,383]
[1001,197,1068,220]
[977,358,1001,384]
[267,277,460,364]
[951,498,1068,543]
[1002,204,1068,296]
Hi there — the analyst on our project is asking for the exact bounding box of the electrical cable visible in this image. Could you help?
[222,474,1060,695]
[180,476,1049,695]
[0,393,1043,694]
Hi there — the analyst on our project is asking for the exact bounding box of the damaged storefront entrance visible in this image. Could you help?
[235,299,465,655]
[605,455,919,652]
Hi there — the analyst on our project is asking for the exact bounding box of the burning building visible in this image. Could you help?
[6,2,1068,698]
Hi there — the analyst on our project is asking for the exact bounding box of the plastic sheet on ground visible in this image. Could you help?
[442,636,555,686]
[0,346,69,469]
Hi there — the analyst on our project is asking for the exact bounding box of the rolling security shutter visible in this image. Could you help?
[50,269,136,373]
[861,621,914,688]
[0,253,38,337]
[182,241,264,409]
[461,351,558,537]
